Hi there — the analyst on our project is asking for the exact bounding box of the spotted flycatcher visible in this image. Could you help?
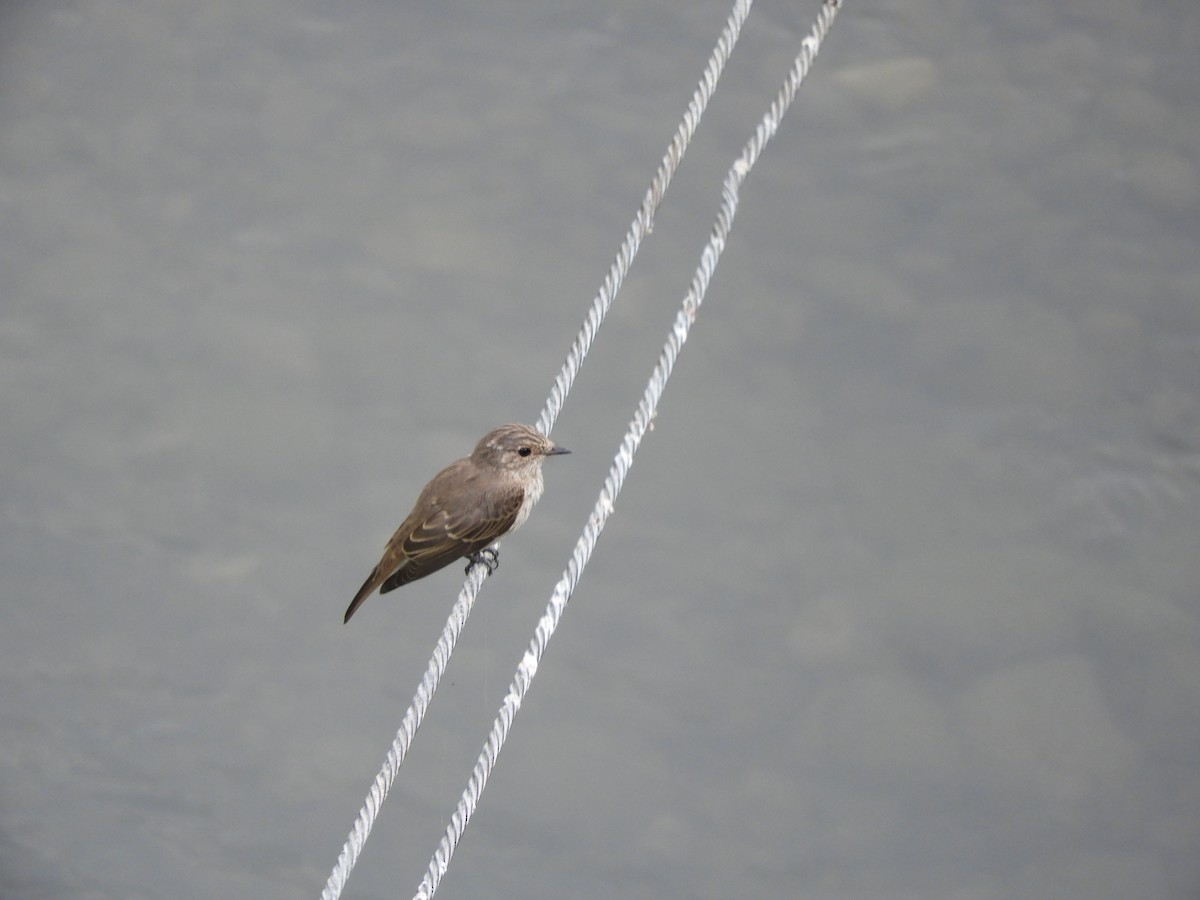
[343,423,570,623]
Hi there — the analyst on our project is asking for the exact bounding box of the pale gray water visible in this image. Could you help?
[2,1,1198,898]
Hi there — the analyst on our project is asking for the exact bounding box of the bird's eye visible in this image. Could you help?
[517,446,532,457]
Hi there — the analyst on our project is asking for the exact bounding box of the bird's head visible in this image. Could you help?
[473,423,570,472]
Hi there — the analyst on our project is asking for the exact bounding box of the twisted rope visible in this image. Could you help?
[536,0,755,438]
[414,3,844,897]
[320,3,753,897]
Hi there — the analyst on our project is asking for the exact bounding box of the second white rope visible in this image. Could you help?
[413,2,844,896]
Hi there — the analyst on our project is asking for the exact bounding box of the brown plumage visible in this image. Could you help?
[344,423,570,623]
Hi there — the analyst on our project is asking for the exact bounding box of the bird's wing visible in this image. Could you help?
[379,485,524,593]
[440,485,525,546]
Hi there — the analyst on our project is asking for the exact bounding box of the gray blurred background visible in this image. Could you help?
[2,1,1198,898]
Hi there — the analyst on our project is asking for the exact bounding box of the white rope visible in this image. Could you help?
[536,0,755,437]
[320,3,753,897]
[413,3,844,897]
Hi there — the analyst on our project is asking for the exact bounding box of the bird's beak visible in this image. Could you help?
[547,445,571,456]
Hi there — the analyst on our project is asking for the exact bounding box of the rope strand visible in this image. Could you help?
[414,3,843,896]
[320,3,754,896]
[536,0,754,438]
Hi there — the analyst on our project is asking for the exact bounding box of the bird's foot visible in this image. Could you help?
[466,548,500,577]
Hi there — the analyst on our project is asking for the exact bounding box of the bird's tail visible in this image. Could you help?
[343,569,384,624]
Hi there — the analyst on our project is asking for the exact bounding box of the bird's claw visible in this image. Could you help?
[466,548,500,577]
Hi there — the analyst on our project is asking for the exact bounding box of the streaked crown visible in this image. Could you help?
[472,423,570,471]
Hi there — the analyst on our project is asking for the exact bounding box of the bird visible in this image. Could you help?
[343,423,570,623]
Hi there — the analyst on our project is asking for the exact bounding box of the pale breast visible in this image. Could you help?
[511,467,544,531]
